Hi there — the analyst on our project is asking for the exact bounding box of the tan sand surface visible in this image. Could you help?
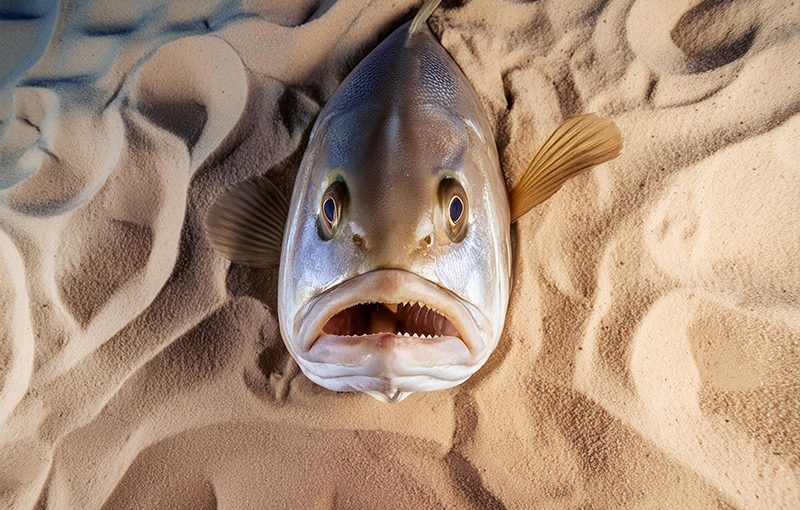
[1,0,798,508]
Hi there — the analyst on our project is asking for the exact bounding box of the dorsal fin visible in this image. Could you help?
[205,174,289,267]
[409,0,443,37]
[510,114,623,221]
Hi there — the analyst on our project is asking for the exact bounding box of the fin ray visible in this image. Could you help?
[205,175,289,267]
[510,114,623,221]
[409,0,443,36]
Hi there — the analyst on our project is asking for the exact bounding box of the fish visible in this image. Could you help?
[205,0,622,403]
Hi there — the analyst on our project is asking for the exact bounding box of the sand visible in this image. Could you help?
[0,0,798,508]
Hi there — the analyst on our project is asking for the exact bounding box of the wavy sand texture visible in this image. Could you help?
[0,0,798,508]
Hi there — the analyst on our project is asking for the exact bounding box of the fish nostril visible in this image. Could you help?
[352,234,364,248]
[421,234,433,248]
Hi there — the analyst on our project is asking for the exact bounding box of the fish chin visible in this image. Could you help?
[288,269,493,401]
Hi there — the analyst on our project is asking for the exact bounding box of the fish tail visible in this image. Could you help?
[408,0,443,37]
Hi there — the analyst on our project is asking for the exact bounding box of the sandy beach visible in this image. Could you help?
[1,0,798,507]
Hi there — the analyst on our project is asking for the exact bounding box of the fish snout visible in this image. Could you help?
[356,214,440,265]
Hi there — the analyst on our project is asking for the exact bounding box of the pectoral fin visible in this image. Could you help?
[510,114,623,222]
[205,175,289,267]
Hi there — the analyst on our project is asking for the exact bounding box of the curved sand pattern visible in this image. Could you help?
[1,0,798,508]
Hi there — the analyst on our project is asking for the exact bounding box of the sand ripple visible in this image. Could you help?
[0,0,798,508]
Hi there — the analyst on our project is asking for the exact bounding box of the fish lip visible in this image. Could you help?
[294,269,487,357]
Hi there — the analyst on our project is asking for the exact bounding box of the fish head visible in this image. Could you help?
[208,7,622,402]
[277,22,511,402]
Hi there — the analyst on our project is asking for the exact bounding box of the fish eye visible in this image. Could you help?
[448,195,464,225]
[319,180,347,240]
[323,196,336,224]
[438,177,468,242]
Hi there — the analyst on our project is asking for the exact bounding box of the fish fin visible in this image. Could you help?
[509,113,623,222]
[409,0,442,37]
[205,174,289,267]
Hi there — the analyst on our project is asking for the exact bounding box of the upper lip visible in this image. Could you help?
[294,269,485,355]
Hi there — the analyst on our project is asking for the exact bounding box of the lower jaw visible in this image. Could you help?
[296,334,485,402]
[298,366,474,399]
[300,331,474,371]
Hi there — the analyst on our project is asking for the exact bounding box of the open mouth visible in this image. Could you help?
[292,270,488,365]
[282,269,493,398]
[321,302,459,339]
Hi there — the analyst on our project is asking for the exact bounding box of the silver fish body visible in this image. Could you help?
[206,2,622,403]
[278,21,511,402]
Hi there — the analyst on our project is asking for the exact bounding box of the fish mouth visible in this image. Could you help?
[292,269,489,390]
[319,301,460,341]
